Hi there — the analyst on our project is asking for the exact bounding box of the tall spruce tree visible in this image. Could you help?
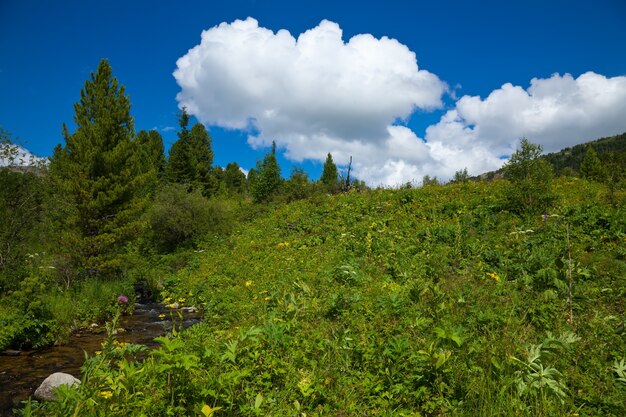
[189,123,215,194]
[166,109,195,184]
[49,59,153,278]
[166,108,214,194]
[320,152,338,190]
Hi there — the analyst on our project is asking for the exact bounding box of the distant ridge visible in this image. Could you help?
[477,132,626,180]
[542,132,626,175]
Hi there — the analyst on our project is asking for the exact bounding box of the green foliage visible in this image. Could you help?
[145,183,226,251]
[283,167,315,202]
[422,174,439,186]
[18,178,626,416]
[320,152,339,191]
[49,59,155,278]
[542,131,626,176]
[0,170,46,292]
[136,129,165,178]
[580,145,608,182]
[452,167,469,183]
[166,108,215,196]
[223,162,246,194]
[503,138,555,214]
[189,123,215,194]
[166,108,194,184]
[250,143,282,203]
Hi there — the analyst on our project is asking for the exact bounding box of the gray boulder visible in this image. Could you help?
[34,372,80,401]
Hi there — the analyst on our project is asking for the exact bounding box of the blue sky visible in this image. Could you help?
[1,0,625,184]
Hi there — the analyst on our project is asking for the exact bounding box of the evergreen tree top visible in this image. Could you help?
[321,152,339,186]
[73,59,133,135]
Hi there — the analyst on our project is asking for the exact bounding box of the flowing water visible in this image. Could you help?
[0,303,202,416]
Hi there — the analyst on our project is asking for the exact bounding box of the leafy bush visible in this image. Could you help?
[504,138,555,214]
[146,183,227,251]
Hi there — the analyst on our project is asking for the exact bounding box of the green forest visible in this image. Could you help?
[1,60,625,416]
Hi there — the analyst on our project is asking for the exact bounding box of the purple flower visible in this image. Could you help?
[117,294,129,304]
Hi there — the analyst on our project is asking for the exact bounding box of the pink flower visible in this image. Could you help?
[117,294,129,304]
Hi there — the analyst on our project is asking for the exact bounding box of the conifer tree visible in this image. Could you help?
[49,59,153,278]
[136,129,165,177]
[320,152,338,190]
[189,123,214,194]
[224,162,246,193]
[166,109,195,184]
[251,141,282,203]
[166,108,214,194]
[189,123,213,175]
[579,145,607,182]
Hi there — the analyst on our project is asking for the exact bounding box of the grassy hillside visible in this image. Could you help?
[23,178,626,416]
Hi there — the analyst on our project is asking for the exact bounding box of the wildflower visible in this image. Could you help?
[99,390,113,399]
[178,297,185,303]
[117,294,128,304]
[159,313,166,320]
[245,280,253,288]
[95,350,102,355]
[163,297,172,303]
[487,272,500,282]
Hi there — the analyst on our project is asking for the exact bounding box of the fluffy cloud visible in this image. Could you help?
[426,72,626,176]
[174,18,446,186]
[175,18,626,186]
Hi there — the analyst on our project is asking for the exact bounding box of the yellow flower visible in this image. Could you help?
[245,280,253,288]
[178,297,185,303]
[159,313,166,320]
[95,350,102,356]
[163,297,172,303]
[487,272,500,282]
[99,390,113,399]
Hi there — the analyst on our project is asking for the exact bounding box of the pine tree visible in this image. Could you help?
[251,141,282,203]
[136,129,165,177]
[49,59,153,278]
[166,108,195,184]
[189,123,214,194]
[166,108,214,194]
[320,152,338,190]
[579,145,607,182]
[224,162,246,193]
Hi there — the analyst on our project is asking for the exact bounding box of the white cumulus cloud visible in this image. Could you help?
[426,72,626,177]
[174,18,626,186]
[174,17,447,186]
